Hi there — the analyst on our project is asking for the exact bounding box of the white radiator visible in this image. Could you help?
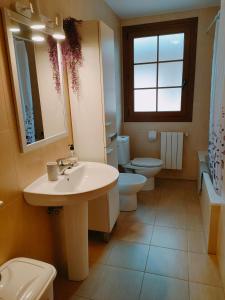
[161,132,184,170]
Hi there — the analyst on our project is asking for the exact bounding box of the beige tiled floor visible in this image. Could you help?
[54,179,225,300]
[146,246,188,280]
[140,273,189,300]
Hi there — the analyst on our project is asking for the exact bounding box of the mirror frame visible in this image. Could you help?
[2,8,68,153]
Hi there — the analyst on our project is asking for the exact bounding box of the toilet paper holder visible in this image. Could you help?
[148,130,157,142]
[147,131,189,142]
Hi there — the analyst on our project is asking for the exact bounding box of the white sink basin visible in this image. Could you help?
[23,161,119,281]
[24,161,119,206]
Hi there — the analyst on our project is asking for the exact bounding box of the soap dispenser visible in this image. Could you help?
[68,144,78,165]
[69,144,75,157]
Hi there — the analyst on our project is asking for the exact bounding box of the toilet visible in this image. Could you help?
[118,173,147,211]
[117,136,147,212]
[117,136,163,191]
[0,257,57,300]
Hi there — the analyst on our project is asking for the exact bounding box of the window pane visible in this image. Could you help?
[158,88,182,111]
[158,62,183,87]
[134,64,157,88]
[159,33,184,61]
[134,89,156,112]
[134,36,157,63]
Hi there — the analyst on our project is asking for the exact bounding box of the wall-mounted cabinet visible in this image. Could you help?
[69,21,119,235]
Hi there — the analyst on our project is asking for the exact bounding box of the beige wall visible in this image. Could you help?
[34,42,67,138]
[218,205,225,288]
[0,0,120,266]
[122,7,218,180]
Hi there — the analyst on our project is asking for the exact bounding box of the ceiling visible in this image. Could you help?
[105,0,220,19]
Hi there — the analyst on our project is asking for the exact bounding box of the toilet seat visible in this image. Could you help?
[131,158,163,168]
[117,135,163,191]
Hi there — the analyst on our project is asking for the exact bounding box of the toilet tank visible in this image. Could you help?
[117,136,130,165]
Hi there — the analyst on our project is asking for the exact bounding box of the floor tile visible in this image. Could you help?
[112,221,153,244]
[88,233,114,264]
[188,230,207,253]
[54,179,224,300]
[146,246,188,280]
[187,201,201,214]
[160,188,186,203]
[189,282,225,300]
[117,212,127,224]
[138,190,160,208]
[54,276,81,300]
[106,240,149,271]
[76,264,143,300]
[119,206,156,225]
[187,213,203,231]
[155,210,187,229]
[151,226,188,251]
[158,193,185,206]
[157,198,187,214]
[140,273,189,300]
[188,253,222,287]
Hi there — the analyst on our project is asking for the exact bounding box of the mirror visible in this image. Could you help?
[3,8,68,152]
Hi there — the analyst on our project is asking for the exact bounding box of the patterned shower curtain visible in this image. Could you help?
[14,39,36,145]
[208,15,225,195]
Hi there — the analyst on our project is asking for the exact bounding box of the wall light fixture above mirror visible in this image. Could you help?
[2,8,68,153]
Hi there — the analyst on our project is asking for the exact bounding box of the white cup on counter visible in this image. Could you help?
[47,162,58,181]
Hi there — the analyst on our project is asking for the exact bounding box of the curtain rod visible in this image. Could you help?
[207,11,220,33]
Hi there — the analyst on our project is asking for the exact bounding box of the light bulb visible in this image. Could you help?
[29,0,46,30]
[52,15,65,41]
[52,32,65,40]
[30,23,45,30]
[9,19,20,33]
[32,34,45,42]
[30,14,46,30]
[9,27,20,33]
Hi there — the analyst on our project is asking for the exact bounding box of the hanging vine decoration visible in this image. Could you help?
[62,17,83,93]
[47,35,61,93]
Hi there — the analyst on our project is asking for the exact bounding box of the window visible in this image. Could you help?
[123,18,198,122]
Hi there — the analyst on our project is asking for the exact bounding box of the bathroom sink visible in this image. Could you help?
[23,161,119,282]
[24,161,119,206]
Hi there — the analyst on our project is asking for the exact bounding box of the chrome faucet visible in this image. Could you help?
[56,144,77,175]
[56,158,74,175]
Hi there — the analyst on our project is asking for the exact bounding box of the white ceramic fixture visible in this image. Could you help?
[117,136,163,190]
[24,162,119,281]
[0,257,56,300]
[118,173,147,211]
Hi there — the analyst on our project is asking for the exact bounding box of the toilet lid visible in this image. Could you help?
[131,158,163,168]
[0,258,56,300]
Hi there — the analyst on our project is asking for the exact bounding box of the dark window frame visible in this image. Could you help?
[123,18,198,122]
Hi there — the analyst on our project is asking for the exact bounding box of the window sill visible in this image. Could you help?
[124,113,193,122]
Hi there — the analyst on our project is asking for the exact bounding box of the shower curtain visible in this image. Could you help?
[208,15,225,195]
[14,39,36,144]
